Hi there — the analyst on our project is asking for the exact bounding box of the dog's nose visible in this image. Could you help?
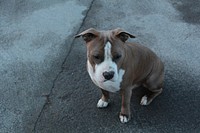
[103,71,114,80]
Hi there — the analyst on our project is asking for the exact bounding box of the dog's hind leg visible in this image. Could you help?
[140,71,164,106]
[140,88,163,105]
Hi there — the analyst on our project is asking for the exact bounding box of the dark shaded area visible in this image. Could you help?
[134,59,200,132]
[34,38,200,132]
[171,0,200,24]
[34,0,200,132]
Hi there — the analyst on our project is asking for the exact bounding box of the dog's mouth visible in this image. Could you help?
[103,79,108,82]
[103,79,115,82]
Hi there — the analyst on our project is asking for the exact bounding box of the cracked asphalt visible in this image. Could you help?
[0,0,200,133]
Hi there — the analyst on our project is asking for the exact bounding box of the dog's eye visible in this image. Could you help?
[113,54,122,61]
[92,55,103,64]
[93,55,100,60]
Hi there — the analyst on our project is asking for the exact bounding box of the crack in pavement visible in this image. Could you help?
[32,0,96,132]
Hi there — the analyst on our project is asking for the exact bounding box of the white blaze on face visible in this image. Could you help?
[87,42,125,92]
[104,41,112,60]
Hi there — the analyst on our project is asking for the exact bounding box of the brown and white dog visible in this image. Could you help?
[75,28,164,123]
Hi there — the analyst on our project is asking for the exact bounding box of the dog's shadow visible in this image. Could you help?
[127,59,200,132]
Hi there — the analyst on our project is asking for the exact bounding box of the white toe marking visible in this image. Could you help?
[97,99,109,108]
[140,95,148,105]
[119,115,129,123]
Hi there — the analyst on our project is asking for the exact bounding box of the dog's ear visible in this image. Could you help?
[75,28,99,43]
[114,28,135,42]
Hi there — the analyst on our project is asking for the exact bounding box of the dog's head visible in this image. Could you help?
[75,28,135,84]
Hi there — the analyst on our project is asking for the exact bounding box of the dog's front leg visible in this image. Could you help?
[119,88,132,123]
[97,89,110,108]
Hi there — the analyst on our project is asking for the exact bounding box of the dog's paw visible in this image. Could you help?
[97,99,109,108]
[140,95,149,106]
[119,114,130,123]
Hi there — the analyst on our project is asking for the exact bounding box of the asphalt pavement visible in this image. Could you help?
[0,0,200,133]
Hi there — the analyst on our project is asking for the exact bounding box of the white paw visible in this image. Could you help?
[119,115,129,123]
[140,95,148,105]
[97,99,109,108]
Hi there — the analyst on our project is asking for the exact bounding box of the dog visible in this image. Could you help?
[75,28,164,123]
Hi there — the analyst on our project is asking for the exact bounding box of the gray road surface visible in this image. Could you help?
[0,0,200,133]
